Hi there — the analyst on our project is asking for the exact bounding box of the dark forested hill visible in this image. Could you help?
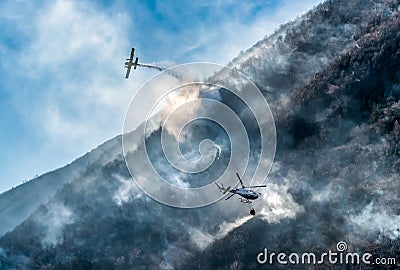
[181,5,400,270]
[1,0,400,269]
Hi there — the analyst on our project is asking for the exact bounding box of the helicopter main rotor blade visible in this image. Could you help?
[236,173,244,188]
[248,185,267,188]
[225,193,235,200]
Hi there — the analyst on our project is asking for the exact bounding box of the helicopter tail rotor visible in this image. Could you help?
[223,186,231,194]
[215,182,231,194]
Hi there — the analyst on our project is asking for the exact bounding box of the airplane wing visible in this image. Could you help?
[124,48,138,78]
[129,48,135,61]
[125,66,132,79]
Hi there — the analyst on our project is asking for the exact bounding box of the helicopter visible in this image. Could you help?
[215,173,266,215]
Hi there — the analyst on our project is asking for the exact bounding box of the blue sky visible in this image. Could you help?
[0,0,322,193]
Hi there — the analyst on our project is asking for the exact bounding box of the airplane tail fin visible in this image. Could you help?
[133,57,139,69]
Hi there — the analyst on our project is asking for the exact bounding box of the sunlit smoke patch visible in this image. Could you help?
[113,174,139,205]
[187,226,214,250]
[257,184,303,223]
[159,84,201,141]
[143,114,162,137]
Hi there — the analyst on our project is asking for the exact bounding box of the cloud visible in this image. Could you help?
[0,0,149,190]
[23,0,132,137]
[148,0,323,65]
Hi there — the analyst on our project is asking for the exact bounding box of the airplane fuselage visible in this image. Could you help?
[125,58,139,69]
[125,48,139,79]
[231,188,259,200]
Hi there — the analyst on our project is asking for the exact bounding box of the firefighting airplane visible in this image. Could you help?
[125,48,139,79]
[216,173,266,215]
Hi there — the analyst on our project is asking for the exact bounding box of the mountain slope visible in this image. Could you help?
[0,0,380,238]
[181,6,400,270]
[1,0,400,269]
[0,135,121,236]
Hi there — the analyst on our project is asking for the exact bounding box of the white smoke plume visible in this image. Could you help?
[160,83,201,141]
[34,203,75,246]
[137,62,182,80]
[137,63,164,72]
[349,202,400,242]
[113,174,140,205]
